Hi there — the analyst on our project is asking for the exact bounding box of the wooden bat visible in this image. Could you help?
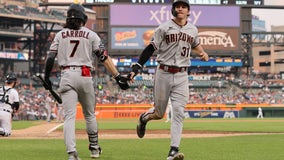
[36,74,62,104]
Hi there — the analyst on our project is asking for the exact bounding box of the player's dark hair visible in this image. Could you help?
[63,19,82,30]
[171,0,190,17]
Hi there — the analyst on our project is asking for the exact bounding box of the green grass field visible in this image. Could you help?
[2,118,284,160]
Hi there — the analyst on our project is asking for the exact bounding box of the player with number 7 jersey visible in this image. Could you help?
[44,3,129,160]
[50,27,96,67]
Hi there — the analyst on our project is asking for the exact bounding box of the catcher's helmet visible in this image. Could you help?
[67,3,88,24]
[171,0,190,17]
[5,73,17,83]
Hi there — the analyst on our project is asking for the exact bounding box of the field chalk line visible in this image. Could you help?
[46,123,64,134]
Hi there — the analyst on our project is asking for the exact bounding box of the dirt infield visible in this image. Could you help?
[10,121,277,139]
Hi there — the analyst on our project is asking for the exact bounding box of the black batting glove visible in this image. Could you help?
[114,74,130,90]
[132,63,142,75]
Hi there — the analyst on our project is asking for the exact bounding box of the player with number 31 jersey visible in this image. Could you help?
[128,0,209,160]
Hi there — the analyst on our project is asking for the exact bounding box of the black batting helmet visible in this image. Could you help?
[67,3,88,25]
[171,0,190,17]
[5,73,17,83]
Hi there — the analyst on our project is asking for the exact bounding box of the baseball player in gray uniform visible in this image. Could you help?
[44,3,129,160]
[0,73,20,137]
[129,0,208,159]
[45,93,53,122]
[165,98,173,123]
[56,102,64,122]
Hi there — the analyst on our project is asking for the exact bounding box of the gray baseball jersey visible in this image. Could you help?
[151,20,199,67]
[50,26,101,67]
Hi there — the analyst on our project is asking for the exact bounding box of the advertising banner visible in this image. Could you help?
[75,104,242,119]
[185,110,239,118]
[191,58,242,66]
[96,110,146,119]
[111,27,155,50]
[0,51,29,60]
[110,4,240,27]
[77,110,239,119]
[111,27,240,51]
[198,27,240,51]
[113,57,242,67]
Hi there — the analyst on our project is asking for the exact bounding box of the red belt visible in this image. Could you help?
[159,64,187,73]
[61,66,91,70]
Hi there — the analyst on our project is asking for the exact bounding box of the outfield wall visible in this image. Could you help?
[75,104,284,119]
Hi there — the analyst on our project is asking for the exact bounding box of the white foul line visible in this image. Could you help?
[46,123,64,134]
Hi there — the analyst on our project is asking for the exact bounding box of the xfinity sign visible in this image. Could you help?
[110,4,240,27]
[149,6,202,25]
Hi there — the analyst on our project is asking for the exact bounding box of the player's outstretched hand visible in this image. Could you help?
[127,72,136,83]
[128,63,141,83]
[115,74,130,90]
[200,52,209,61]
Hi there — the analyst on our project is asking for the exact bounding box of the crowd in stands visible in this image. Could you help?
[0,2,66,20]
[1,1,283,121]
[3,71,283,121]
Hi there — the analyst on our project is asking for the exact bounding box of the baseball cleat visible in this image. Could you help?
[167,147,184,160]
[0,128,5,136]
[167,152,184,160]
[90,146,102,158]
[136,113,147,138]
[68,151,81,160]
